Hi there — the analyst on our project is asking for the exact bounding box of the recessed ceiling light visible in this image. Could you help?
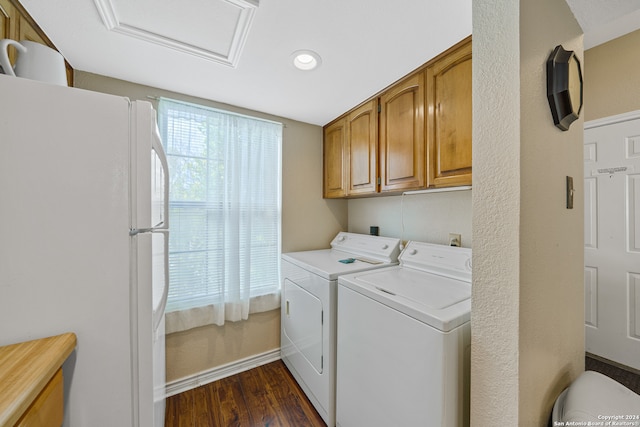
[291,50,322,71]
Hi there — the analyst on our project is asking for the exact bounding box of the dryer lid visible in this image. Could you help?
[282,232,402,280]
[283,249,398,280]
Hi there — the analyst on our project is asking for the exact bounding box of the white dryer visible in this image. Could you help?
[336,241,472,427]
[281,232,401,427]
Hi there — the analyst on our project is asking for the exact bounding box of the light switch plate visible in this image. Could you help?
[566,176,574,209]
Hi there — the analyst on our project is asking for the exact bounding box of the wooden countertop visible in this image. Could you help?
[0,332,77,426]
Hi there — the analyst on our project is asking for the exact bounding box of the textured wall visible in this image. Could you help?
[472,0,584,425]
[471,0,521,423]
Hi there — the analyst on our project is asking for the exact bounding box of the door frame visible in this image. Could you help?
[585,110,640,131]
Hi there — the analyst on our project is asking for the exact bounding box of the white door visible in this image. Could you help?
[584,112,640,371]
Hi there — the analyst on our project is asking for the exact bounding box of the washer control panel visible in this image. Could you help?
[399,241,472,283]
[330,232,401,263]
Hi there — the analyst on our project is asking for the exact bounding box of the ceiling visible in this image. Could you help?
[18,0,640,126]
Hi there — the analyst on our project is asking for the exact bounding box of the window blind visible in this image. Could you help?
[157,98,282,331]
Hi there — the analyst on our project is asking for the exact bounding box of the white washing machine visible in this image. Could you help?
[336,241,472,427]
[281,232,401,427]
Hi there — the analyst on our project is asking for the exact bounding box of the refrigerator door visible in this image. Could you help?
[135,231,167,427]
[0,75,134,426]
[131,101,169,427]
[150,128,170,331]
[150,130,169,427]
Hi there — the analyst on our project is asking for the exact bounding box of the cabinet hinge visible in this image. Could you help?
[377,177,381,185]
[377,104,381,113]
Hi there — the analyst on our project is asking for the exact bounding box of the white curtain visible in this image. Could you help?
[157,98,282,333]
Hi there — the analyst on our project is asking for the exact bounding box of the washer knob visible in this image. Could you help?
[409,249,418,255]
[382,244,388,249]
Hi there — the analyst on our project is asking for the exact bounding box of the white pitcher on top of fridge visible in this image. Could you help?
[0,39,67,86]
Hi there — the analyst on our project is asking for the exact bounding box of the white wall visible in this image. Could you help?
[347,190,472,247]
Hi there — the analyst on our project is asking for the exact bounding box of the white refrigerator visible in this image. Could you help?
[0,74,169,427]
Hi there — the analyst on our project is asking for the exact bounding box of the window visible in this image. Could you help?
[157,98,282,333]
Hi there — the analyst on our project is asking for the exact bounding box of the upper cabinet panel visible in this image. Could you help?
[347,99,378,196]
[0,0,17,65]
[322,36,472,199]
[426,38,472,187]
[379,72,426,193]
[323,117,348,198]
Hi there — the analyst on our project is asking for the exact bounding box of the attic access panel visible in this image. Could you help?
[94,0,258,67]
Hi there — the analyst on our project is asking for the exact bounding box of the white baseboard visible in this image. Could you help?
[165,349,281,398]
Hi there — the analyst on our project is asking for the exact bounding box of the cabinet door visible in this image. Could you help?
[17,12,46,45]
[15,368,64,427]
[323,117,348,198]
[0,0,73,86]
[426,39,472,187]
[0,0,17,65]
[379,72,426,193]
[347,99,378,196]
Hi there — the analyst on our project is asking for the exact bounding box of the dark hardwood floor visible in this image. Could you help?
[165,355,640,427]
[165,360,326,427]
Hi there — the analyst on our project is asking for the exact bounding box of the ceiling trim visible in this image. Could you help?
[93,0,259,67]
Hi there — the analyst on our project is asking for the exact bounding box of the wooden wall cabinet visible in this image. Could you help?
[322,75,425,198]
[347,99,378,196]
[323,117,348,198]
[426,39,472,187]
[0,0,73,86]
[322,36,472,199]
[323,99,379,198]
[379,71,426,193]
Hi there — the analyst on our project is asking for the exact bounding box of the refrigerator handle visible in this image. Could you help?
[129,222,164,236]
[152,125,170,232]
[153,229,170,331]
[152,119,170,331]
[130,123,170,237]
